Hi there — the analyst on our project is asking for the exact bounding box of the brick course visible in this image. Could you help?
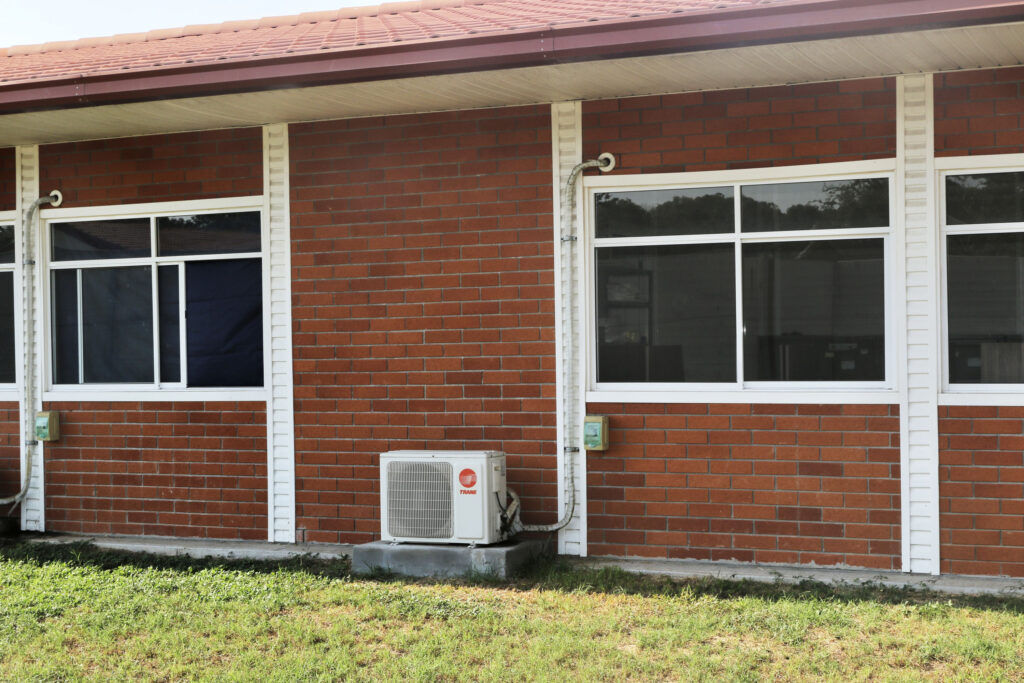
[938,405,1024,577]
[583,78,896,174]
[39,128,262,208]
[935,67,1024,157]
[587,403,901,569]
[43,401,267,539]
[289,106,556,544]
[0,147,14,211]
[0,402,20,520]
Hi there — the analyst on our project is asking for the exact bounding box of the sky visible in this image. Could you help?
[1,0,374,48]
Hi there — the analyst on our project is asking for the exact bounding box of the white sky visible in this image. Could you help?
[1,1,375,49]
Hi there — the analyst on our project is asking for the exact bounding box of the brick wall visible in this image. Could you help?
[39,128,262,208]
[43,401,267,539]
[289,106,555,544]
[935,67,1024,157]
[587,403,901,569]
[0,402,20,520]
[0,147,14,211]
[939,406,1024,577]
[583,77,896,174]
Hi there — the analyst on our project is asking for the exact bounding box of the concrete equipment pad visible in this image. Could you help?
[351,538,547,578]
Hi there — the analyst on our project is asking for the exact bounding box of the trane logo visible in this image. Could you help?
[459,468,477,494]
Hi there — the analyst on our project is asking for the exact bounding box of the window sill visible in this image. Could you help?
[43,387,268,403]
[940,390,1024,407]
[586,387,900,405]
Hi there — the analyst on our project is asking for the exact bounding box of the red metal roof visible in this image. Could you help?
[1,0,1023,114]
[0,0,788,85]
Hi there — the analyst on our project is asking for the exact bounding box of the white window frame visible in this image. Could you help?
[937,152,1024,406]
[39,196,268,402]
[583,159,899,405]
[0,211,16,394]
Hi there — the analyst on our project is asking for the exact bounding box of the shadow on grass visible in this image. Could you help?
[5,534,1024,614]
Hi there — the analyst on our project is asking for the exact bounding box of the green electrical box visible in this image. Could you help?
[583,415,609,451]
[35,411,59,442]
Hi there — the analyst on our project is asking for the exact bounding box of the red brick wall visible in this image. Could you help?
[0,402,20,520]
[0,148,14,211]
[583,78,896,174]
[39,128,262,208]
[935,67,1024,157]
[939,406,1024,577]
[587,403,901,569]
[44,401,267,539]
[289,106,555,544]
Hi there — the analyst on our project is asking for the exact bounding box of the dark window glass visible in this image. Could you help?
[596,244,735,383]
[595,188,733,238]
[948,233,1024,383]
[81,267,153,383]
[0,225,14,264]
[52,269,80,384]
[158,212,261,256]
[52,218,150,261]
[0,272,14,383]
[158,265,180,383]
[743,239,885,381]
[186,259,263,387]
[741,179,889,232]
[946,172,1024,225]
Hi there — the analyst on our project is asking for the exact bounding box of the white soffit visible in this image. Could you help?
[4,20,1024,146]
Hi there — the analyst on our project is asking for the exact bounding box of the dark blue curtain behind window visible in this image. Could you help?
[185,259,262,387]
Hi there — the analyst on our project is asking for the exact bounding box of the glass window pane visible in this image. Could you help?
[595,188,733,238]
[81,266,153,383]
[743,239,885,381]
[946,172,1024,225]
[158,212,261,256]
[52,269,79,384]
[741,179,889,232]
[948,233,1024,383]
[0,225,14,264]
[52,218,151,261]
[158,265,180,383]
[596,244,736,383]
[0,272,14,383]
[186,259,263,387]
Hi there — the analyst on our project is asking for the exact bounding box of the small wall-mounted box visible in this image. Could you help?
[583,415,609,451]
[35,411,60,442]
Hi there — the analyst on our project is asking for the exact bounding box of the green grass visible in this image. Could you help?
[2,539,1024,681]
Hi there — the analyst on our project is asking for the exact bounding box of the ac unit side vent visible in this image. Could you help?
[387,460,453,539]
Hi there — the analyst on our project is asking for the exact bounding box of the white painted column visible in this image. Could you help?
[551,101,587,556]
[16,146,44,531]
[896,74,941,574]
[262,124,297,543]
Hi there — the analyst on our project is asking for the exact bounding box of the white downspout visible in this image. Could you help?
[2,189,61,510]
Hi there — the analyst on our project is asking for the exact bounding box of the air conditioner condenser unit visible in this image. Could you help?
[379,450,514,545]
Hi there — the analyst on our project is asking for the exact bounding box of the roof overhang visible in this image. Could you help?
[4,16,1024,147]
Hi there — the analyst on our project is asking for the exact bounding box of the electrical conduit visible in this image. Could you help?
[514,152,615,533]
[2,190,61,510]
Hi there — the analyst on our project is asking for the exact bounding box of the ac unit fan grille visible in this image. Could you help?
[387,460,453,539]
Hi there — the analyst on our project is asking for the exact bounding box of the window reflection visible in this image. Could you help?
[946,172,1024,225]
[741,179,889,232]
[596,187,733,238]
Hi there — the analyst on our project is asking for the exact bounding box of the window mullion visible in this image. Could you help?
[151,263,159,387]
[76,269,84,385]
[179,263,187,387]
[734,183,744,387]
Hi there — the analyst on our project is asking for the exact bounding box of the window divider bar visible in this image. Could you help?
[151,263,159,388]
[179,263,187,388]
[76,270,83,385]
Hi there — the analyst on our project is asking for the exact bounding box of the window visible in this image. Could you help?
[592,172,891,388]
[48,210,263,388]
[0,223,14,384]
[944,170,1024,385]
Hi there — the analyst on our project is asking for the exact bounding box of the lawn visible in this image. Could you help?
[1,540,1023,681]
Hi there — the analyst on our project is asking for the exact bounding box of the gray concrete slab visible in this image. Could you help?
[351,539,547,578]
[579,556,1024,597]
[27,533,351,562]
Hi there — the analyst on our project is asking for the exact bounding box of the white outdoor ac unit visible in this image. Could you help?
[379,450,511,545]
